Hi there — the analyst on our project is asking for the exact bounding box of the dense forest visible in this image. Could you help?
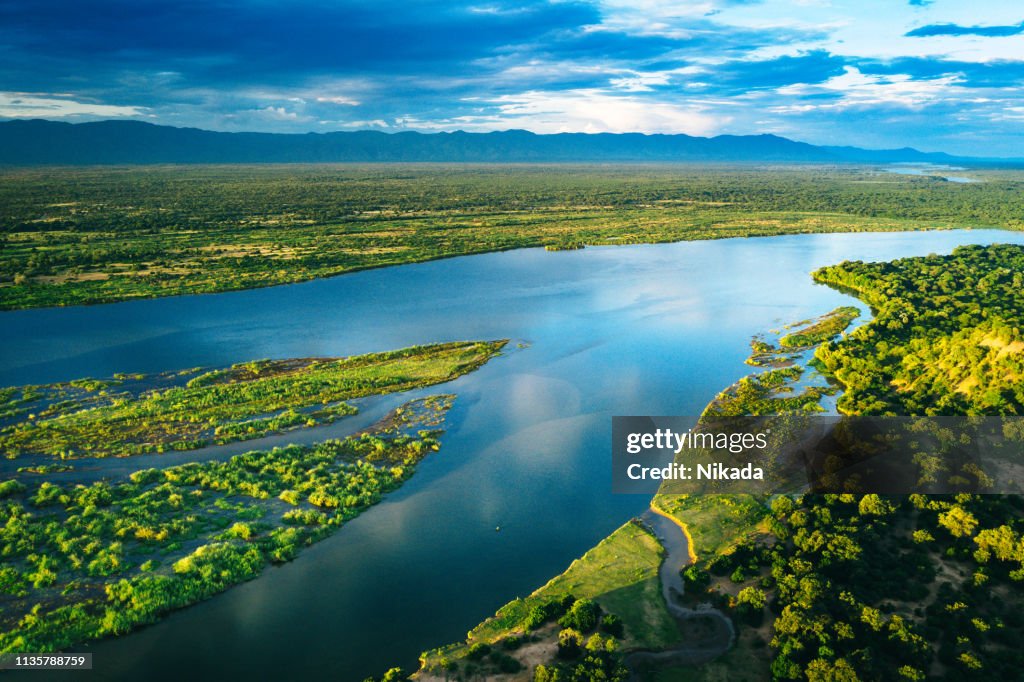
[814,244,1024,415]
[697,246,1024,681]
[2,165,1022,309]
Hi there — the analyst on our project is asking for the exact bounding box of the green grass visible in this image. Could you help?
[651,495,769,561]
[420,520,679,670]
[702,306,855,417]
[0,340,506,459]
[650,643,771,682]
[778,306,859,348]
[700,367,834,418]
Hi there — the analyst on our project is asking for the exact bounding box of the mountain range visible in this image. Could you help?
[0,119,1006,165]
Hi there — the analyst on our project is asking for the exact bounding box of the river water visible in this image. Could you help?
[3,229,1023,681]
[884,164,976,183]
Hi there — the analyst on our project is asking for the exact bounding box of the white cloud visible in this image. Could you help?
[609,72,673,92]
[402,89,725,135]
[0,92,145,119]
[772,66,964,111]
[253,106,307,121]
[319,119,389,128]
[467,4,534,15]
[315,95,361,106]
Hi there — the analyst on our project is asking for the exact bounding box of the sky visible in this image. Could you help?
[0,0,1022,155]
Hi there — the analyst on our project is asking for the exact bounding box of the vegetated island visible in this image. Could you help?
[1,340,506,459]
[0,341,505,654]
[700,306,856,418]
[401,244,1024,682]
[3,165,1023,310]
[777,306,859,349]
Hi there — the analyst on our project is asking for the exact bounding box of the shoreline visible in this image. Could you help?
[1,224,979,313]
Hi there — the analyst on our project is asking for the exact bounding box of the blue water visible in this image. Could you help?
[3,229,1023,681]
[884,164,976,183]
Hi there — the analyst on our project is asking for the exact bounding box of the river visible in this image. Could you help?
[884,164,977,183]
[3,229,1023,680]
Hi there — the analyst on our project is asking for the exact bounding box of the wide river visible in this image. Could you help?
[3,229,1023,681]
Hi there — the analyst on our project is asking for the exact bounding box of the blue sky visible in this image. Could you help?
[1,0,1022,154]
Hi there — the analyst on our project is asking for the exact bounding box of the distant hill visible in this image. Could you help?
[0,119,999,165]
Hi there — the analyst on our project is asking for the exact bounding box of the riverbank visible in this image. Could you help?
[6,164,1022,310]
[648,505,696,564]
[625,510,735,675]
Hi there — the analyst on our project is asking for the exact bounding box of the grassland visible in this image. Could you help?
[0,340,506,459]
[703,306,854,418]
[3,165,1022,309]
[651,496,770,562]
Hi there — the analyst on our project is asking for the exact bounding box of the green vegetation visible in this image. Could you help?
[677,245,1024,681]
[749,243,1024,680]
[704,307,855,417]
[0,334,504,656]
[655,246,1024,681]
[762,491,1024,681]
[652,495,770,563]
[0,396,453,654]
[814,243,1024,415]
[4,165,1022,309]
[746,337,798,368]
[16,464,74,475]
[701,367,836,418]
[778,306,859,348]
[0,340,506,459]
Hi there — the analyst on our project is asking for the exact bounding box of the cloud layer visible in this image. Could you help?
[1,0,1022,154]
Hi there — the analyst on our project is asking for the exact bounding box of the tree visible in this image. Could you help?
[600,613,624,638]
[772,496,795,517]
[558,598,601,632]
[737,586,767,610]
[858,494,894,516]
[557,629,583,659]
[938,506,978,538]
[805,658,858,682]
